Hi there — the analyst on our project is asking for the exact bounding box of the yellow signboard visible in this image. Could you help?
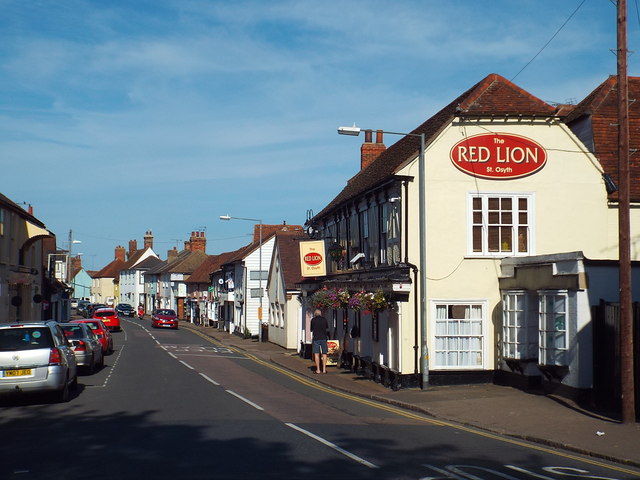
[299,240,326,277]
[326,340,340,366]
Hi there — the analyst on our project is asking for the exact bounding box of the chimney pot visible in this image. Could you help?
[115,246,126,262]
[360,130,386,171]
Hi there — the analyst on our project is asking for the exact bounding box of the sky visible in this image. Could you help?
[2,0,639,271]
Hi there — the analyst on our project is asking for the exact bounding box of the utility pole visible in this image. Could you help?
[617,0,636,423]
[67,229,73,285]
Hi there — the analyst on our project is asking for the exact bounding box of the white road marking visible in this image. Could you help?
[180,360,194,369]
[87,345,125,388]
[199,373,220,385]
[285,423,379,469]
[226,390,264,410]
[177,353,248,359]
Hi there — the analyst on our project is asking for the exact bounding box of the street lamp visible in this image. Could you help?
[338,124,429,389]
[67,229,82,285]
[219,215,264,342]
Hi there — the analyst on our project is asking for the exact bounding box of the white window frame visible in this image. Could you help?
[432,300,487,370]
[538,290,569,366]
[501,291,538,361]
[467,192,535,257]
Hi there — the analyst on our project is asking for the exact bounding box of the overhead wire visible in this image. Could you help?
[511,0,588,82]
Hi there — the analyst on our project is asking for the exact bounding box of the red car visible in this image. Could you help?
[151,309,178,329]
[93,307,121,332]
[71,319,114,354]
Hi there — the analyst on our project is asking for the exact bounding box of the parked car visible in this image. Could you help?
[115,303,135,317]
[70,298,79,309]
[151,309,179,329]
[84,303,106,318]
[60,323,104,374]
[70,319,113,355]
[93,307,121,332]
[0,321,78,402]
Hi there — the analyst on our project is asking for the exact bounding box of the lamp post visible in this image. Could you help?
[67,229,82,285]
[338,125,428,389]
[219,215,264,342]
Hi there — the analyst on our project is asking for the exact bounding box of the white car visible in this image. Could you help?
[0,321,78,402]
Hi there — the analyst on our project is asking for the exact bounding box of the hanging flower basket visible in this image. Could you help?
[348,290,370,312]
[310,287,350,310]
[348,289,392,313]
[368,289,393,312]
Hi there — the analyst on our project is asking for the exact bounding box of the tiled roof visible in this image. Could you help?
[136,256,164,270]
[122,247,152,269]
[93,258,127,279]
[161,249,209,275]
[220,229,304,267]
[456,73,556,116]
[184,255,218,284]
[274,230,306,290]
[562,75,640,201]
[315,73,557,219]
[222,240,263,265]
[252,224,303,242]
[185,247,250,284]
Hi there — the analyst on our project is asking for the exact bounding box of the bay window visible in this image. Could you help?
[502,291,538,360]
[538,291,568,366]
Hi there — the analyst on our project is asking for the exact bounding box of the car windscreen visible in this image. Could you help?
[0,327,55,351]
[157,310,176,316]
[94,311,114,318]
[61,325,86,339]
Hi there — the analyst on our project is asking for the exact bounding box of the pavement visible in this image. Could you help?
[178,322,640,469]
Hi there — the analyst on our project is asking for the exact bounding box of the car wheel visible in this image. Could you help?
[55,378,71,403]
[86,354,95,374]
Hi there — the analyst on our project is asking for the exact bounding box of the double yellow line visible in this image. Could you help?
[189,328,640,476]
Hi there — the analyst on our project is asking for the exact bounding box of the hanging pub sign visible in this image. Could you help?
[299,240,326,277]
[450,133,547,179]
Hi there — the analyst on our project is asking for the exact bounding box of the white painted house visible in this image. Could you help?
[118,232,159,308]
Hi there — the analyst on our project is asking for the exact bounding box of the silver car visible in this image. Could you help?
[60,322,104,374]
[0,321,78,402]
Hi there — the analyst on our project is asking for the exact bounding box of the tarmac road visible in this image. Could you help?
[0,318,638,480]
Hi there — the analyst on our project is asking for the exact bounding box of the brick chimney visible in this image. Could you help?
[144,230,153,250]
[128,239,137,259]
[361,129,386,170]
[168,247,178,261]
[72,255,83,271]
[190,231,206,253]
[115,246,126,262]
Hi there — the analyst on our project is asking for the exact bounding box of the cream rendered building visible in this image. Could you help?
[306,74,638,396]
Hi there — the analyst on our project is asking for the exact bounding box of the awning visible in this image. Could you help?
[26,221,51,240]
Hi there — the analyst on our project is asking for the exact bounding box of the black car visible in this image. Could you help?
[115,303,135,317]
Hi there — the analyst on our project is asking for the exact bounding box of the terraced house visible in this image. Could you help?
[303,73,640,410]
[0,194,54,323]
